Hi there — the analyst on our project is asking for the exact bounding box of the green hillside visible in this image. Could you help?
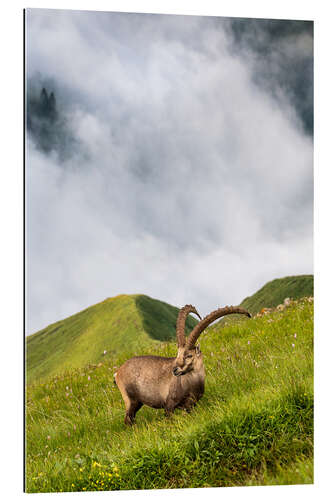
[26,298,313,492]
[26,275,314,383]
[26,294,198,384]
[240,275,313,315]
[134,295,198,341]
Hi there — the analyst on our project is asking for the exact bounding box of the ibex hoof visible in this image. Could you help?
[124,416,134,426]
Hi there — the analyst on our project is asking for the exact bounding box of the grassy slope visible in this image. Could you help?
[240,275,314,315]
[25,298,313,492]
[26,294,198,384]
[135,295,198,341]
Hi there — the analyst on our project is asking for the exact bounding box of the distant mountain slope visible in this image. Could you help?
[26,275,314,383]
[26,294,198,384]
[240,275,313,315]
[134,295,198,341]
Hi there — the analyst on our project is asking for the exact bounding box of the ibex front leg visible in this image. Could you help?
[164,403,177,418]
[181,394,198,413]
[164,378,183,417]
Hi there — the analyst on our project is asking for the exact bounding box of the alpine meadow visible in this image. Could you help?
[25,275,314,492]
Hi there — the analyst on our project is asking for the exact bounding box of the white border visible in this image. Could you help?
[1,1,332,499]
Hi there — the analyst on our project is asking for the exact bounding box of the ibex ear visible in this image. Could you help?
[195,344,201,356]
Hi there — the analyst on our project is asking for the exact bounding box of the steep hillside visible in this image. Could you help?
[240,275,313,315]
[26,275,313,384]
[134,295,198,341]
[26,298,313,492]
[26,294,198,384]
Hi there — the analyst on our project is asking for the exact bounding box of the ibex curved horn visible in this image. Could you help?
[115,303,251,425]
[176,304,202,347]
[186,306,251,349]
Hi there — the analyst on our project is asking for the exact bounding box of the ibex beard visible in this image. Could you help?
[114,305,251,425]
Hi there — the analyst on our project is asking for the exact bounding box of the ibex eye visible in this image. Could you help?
[185,355,193,360]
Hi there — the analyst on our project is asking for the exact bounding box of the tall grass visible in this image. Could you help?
[25,298,313,492]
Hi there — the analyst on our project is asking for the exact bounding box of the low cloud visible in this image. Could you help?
[26,10,313,333]
[227,18,313,135]
[26,76,81,161]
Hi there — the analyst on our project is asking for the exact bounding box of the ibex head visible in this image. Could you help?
[172,304,203,376]
[173,343,203,377]
[173,305,251,377]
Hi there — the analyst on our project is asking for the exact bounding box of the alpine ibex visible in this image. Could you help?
[114,305,251,425]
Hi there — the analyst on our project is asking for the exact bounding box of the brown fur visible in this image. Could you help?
[114,304,251,425]
[115,349,204,424]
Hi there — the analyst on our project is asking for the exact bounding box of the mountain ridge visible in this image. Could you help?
[26,274,314,383]
[239,274,313,315]
[26,293,198,384]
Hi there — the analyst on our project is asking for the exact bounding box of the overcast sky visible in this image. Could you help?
[25,9,313,334]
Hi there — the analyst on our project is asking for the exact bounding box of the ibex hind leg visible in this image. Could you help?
[125,401,143,426]
[115,374,142,425]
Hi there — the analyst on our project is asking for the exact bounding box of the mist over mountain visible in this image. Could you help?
[227,18,313,135]
[25,10,313,334]
[27,80,80,161]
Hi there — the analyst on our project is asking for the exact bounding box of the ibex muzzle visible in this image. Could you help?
[114,305,251,425]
